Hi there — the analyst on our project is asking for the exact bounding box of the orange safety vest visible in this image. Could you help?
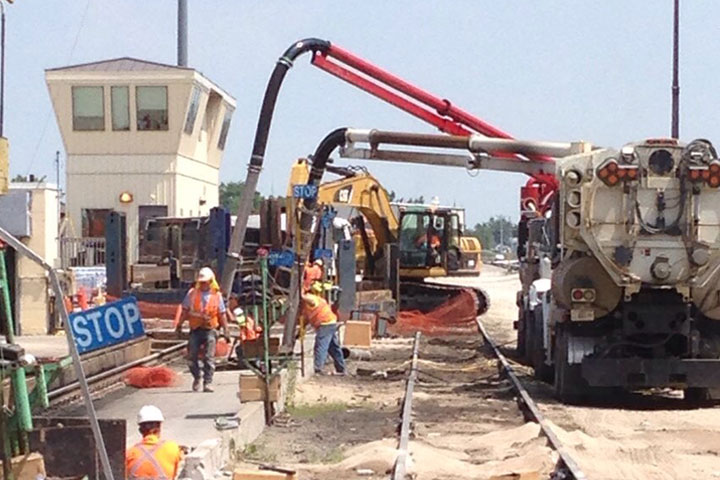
[125,434,182,480]
[416,233,441,248]
[187,288,221,330]
[302,295,337,329]
[240,316,262,342]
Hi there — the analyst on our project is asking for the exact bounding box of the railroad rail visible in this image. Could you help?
[391,331,421,480]
[475,318,587,480]
[47,339,188,406]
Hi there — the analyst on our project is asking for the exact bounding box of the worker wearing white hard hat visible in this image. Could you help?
[176,267,229,392]
[126,405,182,480]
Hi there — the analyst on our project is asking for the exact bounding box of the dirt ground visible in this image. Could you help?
[234,266,556,479]
[459,266,720,480]
[235,265,720,479]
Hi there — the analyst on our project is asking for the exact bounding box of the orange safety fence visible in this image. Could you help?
[106,295,181,320]
[125,366,179,388]
[388,289,479,337]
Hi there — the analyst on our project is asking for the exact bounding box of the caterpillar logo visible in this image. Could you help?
[336,186,353,203]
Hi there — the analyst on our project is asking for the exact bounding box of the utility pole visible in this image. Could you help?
[177,0,188,66]
[671,0,680,139]
[1,0,6,137]
[55,150,61,243]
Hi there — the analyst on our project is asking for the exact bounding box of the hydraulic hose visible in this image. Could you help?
[220,38,331,296]
[282,128,348,349]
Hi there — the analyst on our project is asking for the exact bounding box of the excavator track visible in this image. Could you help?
[399,280,490,316]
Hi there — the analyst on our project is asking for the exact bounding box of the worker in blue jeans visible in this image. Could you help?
[176,268,229,392]
[301,293,347,375]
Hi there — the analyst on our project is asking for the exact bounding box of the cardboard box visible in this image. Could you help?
[343,320,372,348]
[241,337,280,358]
[0,452,46,480]
[238,374,281,402]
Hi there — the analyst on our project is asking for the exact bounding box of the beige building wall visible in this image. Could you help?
[10,183,59,335]
[45,59,235,263]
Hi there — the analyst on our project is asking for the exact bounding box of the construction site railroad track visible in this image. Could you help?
[385,318,586,480]
[46,339,187,408]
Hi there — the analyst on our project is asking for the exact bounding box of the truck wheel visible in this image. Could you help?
[553,327,586,403]
[684,387,711,405]
[523,310,536,366]
[515,309,526,359]
[532,308,554,383]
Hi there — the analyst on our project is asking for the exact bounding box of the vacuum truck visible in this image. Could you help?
[517,138,720,402]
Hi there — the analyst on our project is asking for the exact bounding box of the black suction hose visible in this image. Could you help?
[220,38,331,295]
[281,128,349,349]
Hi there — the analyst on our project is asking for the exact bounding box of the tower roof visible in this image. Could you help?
[46,57,193,73]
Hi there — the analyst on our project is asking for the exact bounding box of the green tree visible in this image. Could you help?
[468,215,517,251]
[219,181,265,213]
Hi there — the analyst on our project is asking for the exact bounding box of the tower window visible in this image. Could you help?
[72,86,104,131]
[111,86,130,131]
[136,86,168,131]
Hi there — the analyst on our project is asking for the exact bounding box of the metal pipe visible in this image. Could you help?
[0,382,12,480]
[1,1,5,138]
[220,38,331,298]
[10,368,31,432]
[177,0,188,67]
[341,147,551,177]
[47,340,187,400]
[346,129,578,158]
[0,226,115,480]
[0,248,14,342]
[671,0,680,139]
[35,364,49,409]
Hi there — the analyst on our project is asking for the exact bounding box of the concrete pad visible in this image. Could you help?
[64,370,245,448]
[16,335,69,359]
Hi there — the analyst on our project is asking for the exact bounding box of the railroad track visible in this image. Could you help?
[47,340,188,407]
[390,323,587,480]
[475,319,587,480]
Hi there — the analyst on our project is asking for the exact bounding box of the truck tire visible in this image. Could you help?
[515,309,526,359]
[523,309,536,366]
[553,326,587,403]
[532,308,553,383]
[684,387,711,405]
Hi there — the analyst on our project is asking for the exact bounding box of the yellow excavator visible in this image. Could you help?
[287,159,484,311]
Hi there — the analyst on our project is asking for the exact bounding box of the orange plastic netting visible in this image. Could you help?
[125,366,179,388]
[388,289,479,337]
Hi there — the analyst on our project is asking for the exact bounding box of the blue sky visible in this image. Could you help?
[6,1,720,225]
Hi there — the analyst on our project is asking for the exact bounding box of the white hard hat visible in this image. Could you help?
[313,258,323,266]
[197,267,215,282]
[137,405,164,424]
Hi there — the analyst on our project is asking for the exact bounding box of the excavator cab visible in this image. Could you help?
[397,209,461,277]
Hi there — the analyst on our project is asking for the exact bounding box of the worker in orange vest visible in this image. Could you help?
[301,293,347,375]
[176,267,229,392]
[126,405,182,480]
[303,259,324,292]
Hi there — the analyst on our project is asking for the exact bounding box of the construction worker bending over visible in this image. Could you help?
[176,267,229,392]
[126,405,182,480]
[301,292,347,375]
[303,258,324,292]
[227,294,262,364]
